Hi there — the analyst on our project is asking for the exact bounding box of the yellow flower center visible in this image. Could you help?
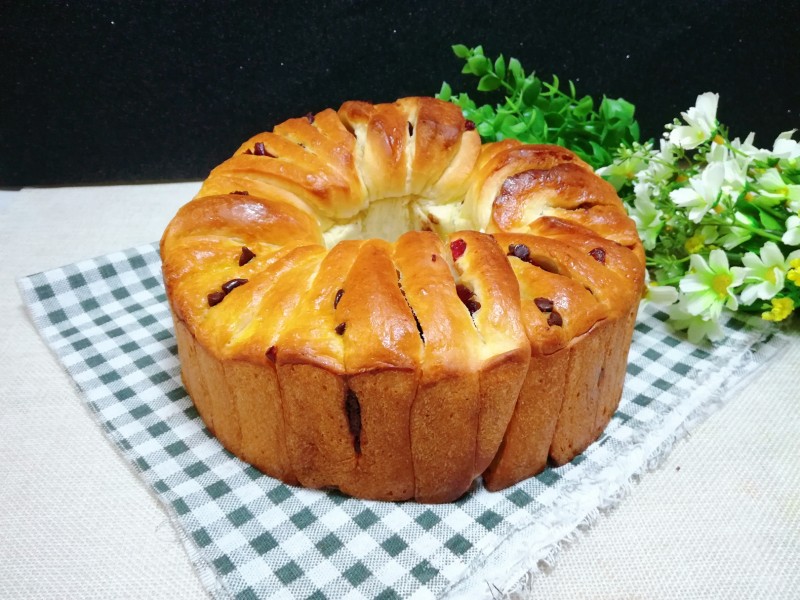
[762,297,794,322]
[684,234,704,254]
[712,134,725,145]
[764,268,777,285]
[711,273,732,298]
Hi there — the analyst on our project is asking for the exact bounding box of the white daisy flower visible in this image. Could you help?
[706,141,748,194]
[732,242,800,305]
[669,92,719,150]
[783,215,800,246]
[669,162,726,222]
[667,299,725,344]
[771,130,800,161]
[679,249,744,319]
[753,168,800,211]
[628,189,664,250]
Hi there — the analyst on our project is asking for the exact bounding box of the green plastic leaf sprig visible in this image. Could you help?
[437,44,640,169]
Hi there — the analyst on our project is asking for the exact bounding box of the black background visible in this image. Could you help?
[2,1,798,187]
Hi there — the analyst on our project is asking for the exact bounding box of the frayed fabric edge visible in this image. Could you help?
[444,322,789,600]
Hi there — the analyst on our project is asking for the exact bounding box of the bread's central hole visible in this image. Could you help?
[321,197,470,248]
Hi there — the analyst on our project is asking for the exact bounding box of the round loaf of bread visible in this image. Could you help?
[161,97,645,503]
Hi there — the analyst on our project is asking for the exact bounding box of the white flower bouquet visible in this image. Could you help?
[599,93,800,342]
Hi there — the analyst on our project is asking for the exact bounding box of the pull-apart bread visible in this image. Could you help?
[161,97,645,503]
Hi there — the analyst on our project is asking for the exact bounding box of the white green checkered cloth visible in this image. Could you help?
[18,243,781,599]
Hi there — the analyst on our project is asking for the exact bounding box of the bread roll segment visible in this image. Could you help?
[161,96,645,502]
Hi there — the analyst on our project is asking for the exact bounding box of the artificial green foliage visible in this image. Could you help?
[437,44,640,169]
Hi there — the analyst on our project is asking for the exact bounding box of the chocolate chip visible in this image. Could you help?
[450,238,467,261]
[408,121,414,136]
[305,112,315,124]
[334,288,344,309]
[589,247,606,264]
[534,297,554,313]
[231,190,249,195]
[455,284,481,314]
[238,246,256,266]
[345,389,362,454]
[455,284,473,304]
[265,346,277,362]
[548,311,563,327]
[221,278,248,294]
[464,120,476,131]
[335,322,346,335]
[508,243,531,262]
[465,298,482,314]
[207,291,226,307]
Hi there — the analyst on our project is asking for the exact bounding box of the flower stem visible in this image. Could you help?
[699,218,783,243]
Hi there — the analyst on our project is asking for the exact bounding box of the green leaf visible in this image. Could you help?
[573,95,594,119]
[477,74,502,92]
[508,57,524,82]
[758,210,782,231]
[521,78,541,106]
[436,81,452,101]
[467,54,490,76]
[494,54,506,80]
[452,44,471,58]
[600,97,635,128]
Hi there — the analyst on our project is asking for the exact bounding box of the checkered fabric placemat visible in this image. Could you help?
[18,243,782,599]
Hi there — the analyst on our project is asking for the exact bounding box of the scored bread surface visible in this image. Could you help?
[161,96,645,503]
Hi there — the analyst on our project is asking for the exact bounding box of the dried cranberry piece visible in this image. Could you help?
[464,120,476,131]
[534,297,554,313]
[548,311,563,327]
[589,247,606,264]
[450,238,467,261]
[305,112,315,124]
[253,142,267,156]
[335,322,346,335]
[238,246,256,266]
[221,278,248,294]
[231,190,249,195]
[431,254,437,262]
[207,291,226,307]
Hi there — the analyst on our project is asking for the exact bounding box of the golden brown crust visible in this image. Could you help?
[161,96,645,501]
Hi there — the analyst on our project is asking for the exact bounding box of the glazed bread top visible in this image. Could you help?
[161,96,644,368]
